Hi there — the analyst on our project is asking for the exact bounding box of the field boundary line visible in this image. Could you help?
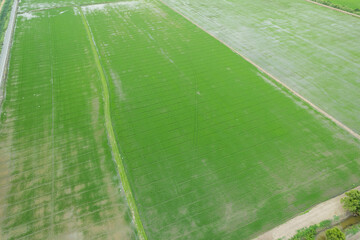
[0,0,18,106]
[157,0,360,141]
[303,0,360,18]
[79,8,148,240]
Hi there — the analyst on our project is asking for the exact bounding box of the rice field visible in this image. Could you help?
[0,7,136,239]
[0,0,359,239]
[161,0,360,134]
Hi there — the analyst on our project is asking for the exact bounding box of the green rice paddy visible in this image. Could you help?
[162,0,360,134]
[0,7,136,239]
[324,0,360,9]
[0,0,360,239]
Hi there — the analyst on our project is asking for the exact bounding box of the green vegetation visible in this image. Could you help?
[79,7,147,240]
[1,0,360,239]
[326,227,346,240]
[0,8,136,239]
[289,220,332,240]
[311,0,360,15]
[346,223,360,235]
[320,220,333,228]
[290,225,317,240]
[162,0,360,134]
[84,1,360,239]
[341,190,360,216]
[0,0,13,51]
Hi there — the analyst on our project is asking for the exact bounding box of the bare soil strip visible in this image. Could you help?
[304,0,360,18]
[254,186,360,239]
[157,0,360,141]
[348,231,360,240]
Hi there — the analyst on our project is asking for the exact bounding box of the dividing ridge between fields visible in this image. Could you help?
[79,7,148,240]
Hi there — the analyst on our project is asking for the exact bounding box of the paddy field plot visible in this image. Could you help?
[0,0,359,240]
[161,0,360,134]
[83,1,360,239]
[0,8,136,239]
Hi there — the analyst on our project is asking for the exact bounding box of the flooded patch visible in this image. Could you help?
[18,12,39,20]
[82,1,140,14]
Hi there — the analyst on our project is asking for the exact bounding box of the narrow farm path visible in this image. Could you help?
[79,8,148,240]
[304,0,360,18]
[254,186,360,240]
[157,0,360,141]
[0,0,17,92]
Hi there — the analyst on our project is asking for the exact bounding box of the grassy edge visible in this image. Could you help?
[307,0,360,16]
[79,8,148,240]
[346,223,360,236]
[0,0,17,116]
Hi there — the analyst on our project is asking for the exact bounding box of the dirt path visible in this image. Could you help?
[254,186,360,240]
[0,0,17,88]
[348,231,360,240]
[304,0,360,18]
